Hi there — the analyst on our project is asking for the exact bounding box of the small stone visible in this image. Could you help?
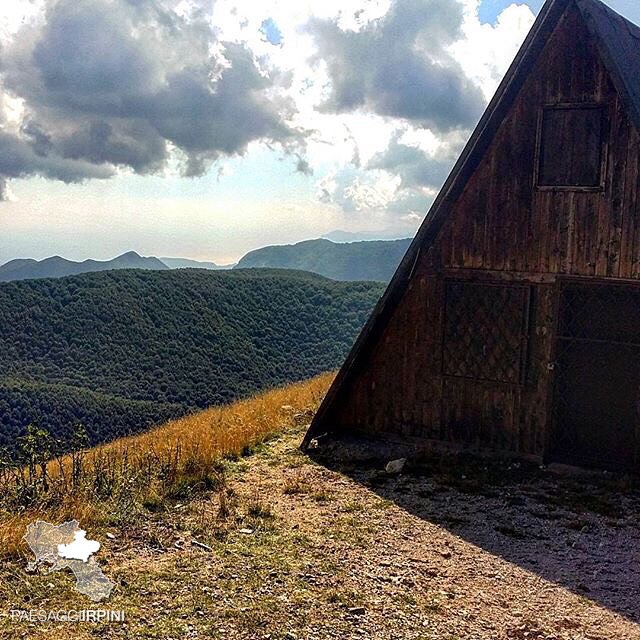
[239,528,254,535]
[106,532,116,540]
[385,458,407,474]
[192,539,213,552]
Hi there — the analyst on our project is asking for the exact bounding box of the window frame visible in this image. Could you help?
[533,102,609,192]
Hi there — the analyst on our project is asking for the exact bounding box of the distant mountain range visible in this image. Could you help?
[0,251,231,282]
[0,251,167,282]
[234,237,412,281]
[159,257,234,270]
[0,236,412,283]
[321,229,412,243]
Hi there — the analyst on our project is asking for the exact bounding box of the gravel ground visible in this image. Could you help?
[2,427,639,639]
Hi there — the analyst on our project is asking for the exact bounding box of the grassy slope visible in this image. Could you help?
[0,373,334,556]
[1,374,638,640]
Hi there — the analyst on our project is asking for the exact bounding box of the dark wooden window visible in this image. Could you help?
[536,104,605,189]
[442,282,531,384]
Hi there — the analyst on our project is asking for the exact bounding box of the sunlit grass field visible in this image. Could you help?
[0,372,333,557]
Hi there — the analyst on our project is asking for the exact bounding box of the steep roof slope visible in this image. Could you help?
[577,0,640,134]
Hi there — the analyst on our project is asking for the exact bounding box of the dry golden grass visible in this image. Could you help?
[0,372,333,558]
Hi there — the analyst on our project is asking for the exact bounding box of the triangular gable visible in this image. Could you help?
[302,0,640,447]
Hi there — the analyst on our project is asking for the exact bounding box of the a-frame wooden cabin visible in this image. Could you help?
[303,0,640,471]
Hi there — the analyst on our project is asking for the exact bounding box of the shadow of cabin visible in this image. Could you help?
[307,440,640,624]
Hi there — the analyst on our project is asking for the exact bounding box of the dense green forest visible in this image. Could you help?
[0,268,384,454]
[235,238,412,281]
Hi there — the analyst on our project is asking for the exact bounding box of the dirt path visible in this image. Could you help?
[2,427,639,639]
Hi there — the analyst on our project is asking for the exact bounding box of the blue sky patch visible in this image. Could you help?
[261,18,282,45]
[479,0,545,24]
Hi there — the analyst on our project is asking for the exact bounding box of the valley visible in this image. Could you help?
[0,269,383,455]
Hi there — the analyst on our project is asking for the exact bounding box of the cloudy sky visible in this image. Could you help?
[0,0,637,264]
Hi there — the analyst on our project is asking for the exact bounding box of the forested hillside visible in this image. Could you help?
[235,238,412,281]
[0,269,383,454]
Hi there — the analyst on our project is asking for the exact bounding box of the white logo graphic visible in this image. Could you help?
[23,520,114,602]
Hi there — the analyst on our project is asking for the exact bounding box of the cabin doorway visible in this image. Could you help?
[550,282,640,470]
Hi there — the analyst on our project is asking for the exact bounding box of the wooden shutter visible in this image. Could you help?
[536,104,605,189]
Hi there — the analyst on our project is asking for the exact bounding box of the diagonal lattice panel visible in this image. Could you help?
[557,283,640,344]
[442,281,531,385]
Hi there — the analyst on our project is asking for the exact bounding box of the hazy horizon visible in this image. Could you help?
[0,229,414,267]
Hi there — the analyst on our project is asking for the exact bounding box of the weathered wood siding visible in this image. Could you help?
[437,5,638,277]
[327,4,640,459]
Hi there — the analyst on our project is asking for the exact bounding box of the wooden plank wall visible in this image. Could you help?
[328,4,640,458]
[337,271,444,441]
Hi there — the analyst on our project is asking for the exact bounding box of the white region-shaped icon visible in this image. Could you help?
[57,530,101,562]
[24,520,114,601]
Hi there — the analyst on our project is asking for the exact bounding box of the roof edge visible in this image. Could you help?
[577,0,640,136]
